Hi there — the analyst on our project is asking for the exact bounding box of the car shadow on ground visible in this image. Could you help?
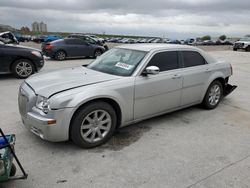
[46,56,95,62]
[0,74,22,80]
[24,105,203,153]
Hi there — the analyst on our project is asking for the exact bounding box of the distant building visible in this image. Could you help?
[32,21,47,32]
[32,22,39,32]
[39,22,47,32]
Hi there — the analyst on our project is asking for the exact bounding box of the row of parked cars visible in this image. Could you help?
[106,37,234,46]
[0,32,110,78]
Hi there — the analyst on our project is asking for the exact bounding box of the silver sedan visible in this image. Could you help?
[18,44,236,148]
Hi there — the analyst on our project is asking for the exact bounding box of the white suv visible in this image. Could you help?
[233,37,250,51]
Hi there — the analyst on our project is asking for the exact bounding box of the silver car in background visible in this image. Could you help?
[18,44,236,148]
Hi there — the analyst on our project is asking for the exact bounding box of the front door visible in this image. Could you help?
[134,51,183,120]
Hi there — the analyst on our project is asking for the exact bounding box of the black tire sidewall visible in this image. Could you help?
[70,101,117,148]
[203,81,223,109]
[12,59,35,79]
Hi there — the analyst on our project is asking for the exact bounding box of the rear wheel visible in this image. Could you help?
[55,50,66,61]
[70,101,117,148]
[12,59,35,79]
[245,46,250,52]
[233,48,237,51]
[203,80,223,109]
[94,49,102,58]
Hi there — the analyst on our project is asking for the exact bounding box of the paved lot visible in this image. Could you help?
[0,46,250,188]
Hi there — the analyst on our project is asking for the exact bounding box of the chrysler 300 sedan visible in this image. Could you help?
[18,44,236,148]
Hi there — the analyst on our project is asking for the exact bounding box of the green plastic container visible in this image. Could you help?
[0,134,16,182]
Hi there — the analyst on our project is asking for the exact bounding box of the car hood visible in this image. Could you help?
[7,44,41,52]
[235,41,250,44]
[25,66,120,98]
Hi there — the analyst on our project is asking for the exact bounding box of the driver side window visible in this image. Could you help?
[147,51,179,72]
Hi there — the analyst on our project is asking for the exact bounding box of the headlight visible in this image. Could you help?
[36,95,50,113]
[31,51,42,58]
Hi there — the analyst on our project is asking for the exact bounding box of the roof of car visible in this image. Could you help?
[117,43,200,52]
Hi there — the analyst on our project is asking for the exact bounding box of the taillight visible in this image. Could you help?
[45,43,53,50]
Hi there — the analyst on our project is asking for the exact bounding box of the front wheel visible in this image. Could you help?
[70,101,117,148]
[12,59,35,79]
[203,80,223,109]
[94,49,103,58]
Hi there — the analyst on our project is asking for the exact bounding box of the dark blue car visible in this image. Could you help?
[42,38,106,60]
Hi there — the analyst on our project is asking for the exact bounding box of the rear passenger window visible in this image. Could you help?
[182,51,206,67]
[147,51,179,72]
[65,39,84,45]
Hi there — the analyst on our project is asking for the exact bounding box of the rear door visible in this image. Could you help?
[134,51,183,119]
[180,51,212,106]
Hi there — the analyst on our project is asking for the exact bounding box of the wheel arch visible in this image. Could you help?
[202,76,226,101]
[56,49,67,57]
[68,97,122,139]
[10,57,37,72]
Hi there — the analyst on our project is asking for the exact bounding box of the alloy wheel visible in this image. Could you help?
[56,51,66,60]
[208,84,221,106]
[80,110,112,143]
[15,61,33,77]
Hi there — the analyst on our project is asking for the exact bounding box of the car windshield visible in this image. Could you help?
[87,48,147,76]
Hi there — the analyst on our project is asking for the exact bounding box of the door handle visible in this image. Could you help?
[205,68,212,73]
[172,74,181,79]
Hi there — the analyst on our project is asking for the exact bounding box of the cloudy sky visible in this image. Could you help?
[1,0,250,38]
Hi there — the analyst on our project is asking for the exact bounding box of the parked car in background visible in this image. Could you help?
[14,34,31,42]
[233,37,250,51]
[19,44,236,148]
[0,31,19,44]
[87,35,105,43]
[167,39,182,44]
[42,38,106,60]
[43,35,63,43]
[32,35,46,43]
[215,39,233,45]
[202,40,216,45]
[68,34,108,50]
[0,42,44,78]
[184,38,195,45]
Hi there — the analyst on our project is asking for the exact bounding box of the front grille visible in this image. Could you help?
[18,88,28,117]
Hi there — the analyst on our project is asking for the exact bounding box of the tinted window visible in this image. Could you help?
[182,51,206,67]
[147,51,179,72]
[64,38,84,45]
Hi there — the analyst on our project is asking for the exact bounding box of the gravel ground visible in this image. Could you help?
[0,43,250,188]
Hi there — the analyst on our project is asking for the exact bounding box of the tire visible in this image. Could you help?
[203,80,223,109]
[10,164,16,176]
[94,49,103,58]
[245,46,250,52]
[12,59,35,79]
[70,101,117,148]
[55,50,66,61]
[233,48,237,51]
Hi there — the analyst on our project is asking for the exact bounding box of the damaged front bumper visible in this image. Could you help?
[224,84,237,96]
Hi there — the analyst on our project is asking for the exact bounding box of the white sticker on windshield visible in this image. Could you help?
[115,62,134,70]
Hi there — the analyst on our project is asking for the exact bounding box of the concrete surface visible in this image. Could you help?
[0,48,250,188]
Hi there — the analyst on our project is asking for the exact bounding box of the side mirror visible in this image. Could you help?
[142,66,160,76]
